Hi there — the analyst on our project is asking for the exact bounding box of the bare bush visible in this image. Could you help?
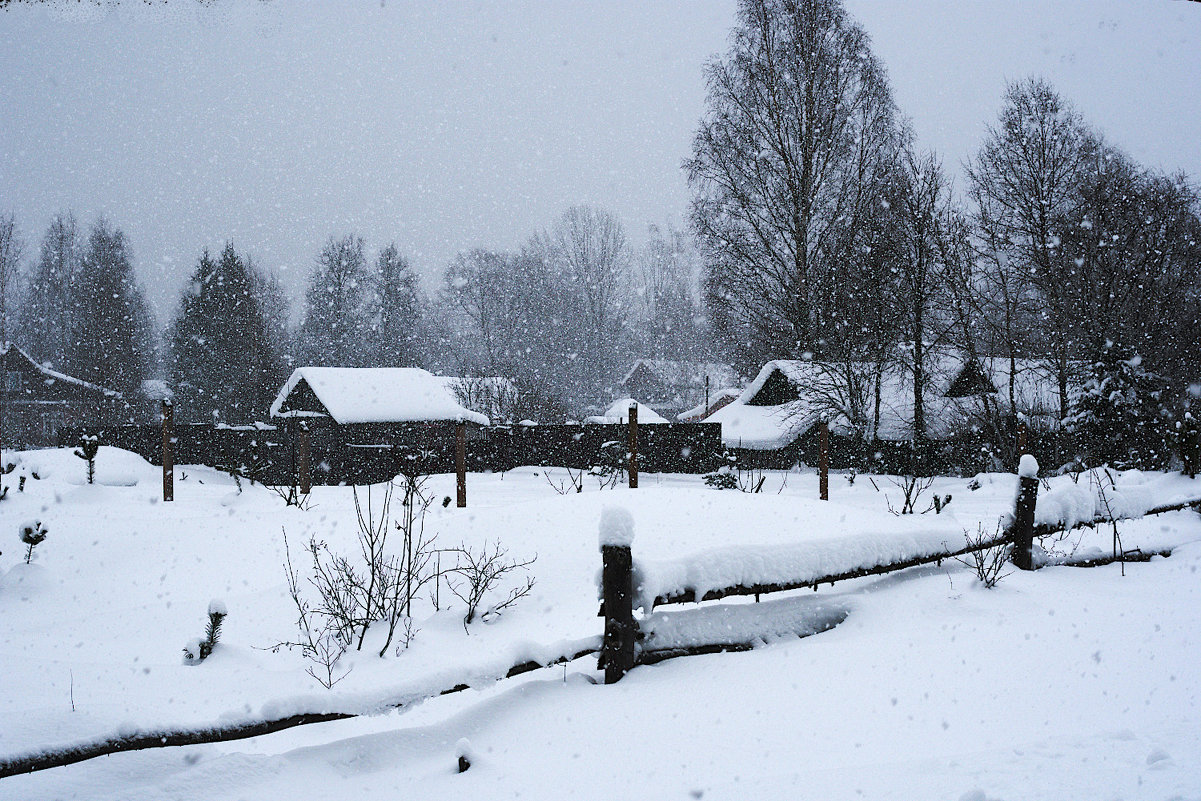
[444,542,536,632]
[955,524,1011,588]
[545,466,585,495]
[886,474,935,515]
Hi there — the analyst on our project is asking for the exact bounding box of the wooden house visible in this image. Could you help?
[0,342,124,447]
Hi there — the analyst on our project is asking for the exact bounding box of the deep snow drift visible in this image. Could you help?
[1,446,1198,800]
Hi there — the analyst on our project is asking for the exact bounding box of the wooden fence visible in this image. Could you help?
[597,461,1201,682]
[56,420,723,486]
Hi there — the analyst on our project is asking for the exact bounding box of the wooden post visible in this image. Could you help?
[627,403,638,489]
[455,421,466,508]
[161,400,173,502]
[1017,419,1029,458]
[818,419,829,501]
[298,422,311,495]
[1010,458,1039,570]
[600,543,636,684]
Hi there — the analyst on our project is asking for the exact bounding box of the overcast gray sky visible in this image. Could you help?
[2,1,1198,324]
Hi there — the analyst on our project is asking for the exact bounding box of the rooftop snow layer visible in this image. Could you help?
[584,398,669,424]
[269,367,490,425]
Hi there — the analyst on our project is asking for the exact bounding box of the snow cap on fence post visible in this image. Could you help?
[1018,453,1039,479]
[599,505,635,549]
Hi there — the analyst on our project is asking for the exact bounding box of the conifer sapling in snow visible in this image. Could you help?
[182,599,228,664]
[74,435,100,484]
[19,520,48,564]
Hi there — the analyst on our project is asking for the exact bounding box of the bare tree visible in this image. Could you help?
[967,78,1090,419]
[632,224,705,360]
[890,148,957,443]
[686,0,900,371]
[533,205,631,401]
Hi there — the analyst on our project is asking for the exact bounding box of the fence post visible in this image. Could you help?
[1017,419,1029,459]
[455,421,467,508]
[818,418,829,501]
[161,400,174,502]
[600,542,636,684]
[1011,454,1040,570]
[298,422,311,495]
[627,402,639,489]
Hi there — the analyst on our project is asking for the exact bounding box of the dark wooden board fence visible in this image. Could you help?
[56,421,724,486]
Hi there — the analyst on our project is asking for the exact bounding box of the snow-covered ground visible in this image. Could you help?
[1,447,1199,800]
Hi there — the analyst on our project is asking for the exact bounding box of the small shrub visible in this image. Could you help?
[444,542,536,632]
[956,524,1011,589]
[183,599,228,665]
[703,466,738,490]
[19,520,48,564]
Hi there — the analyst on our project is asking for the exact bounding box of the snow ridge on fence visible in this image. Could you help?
[630,518,965,612]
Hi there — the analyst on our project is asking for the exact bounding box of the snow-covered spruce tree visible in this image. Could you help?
[167,244,278,424]
[1065,343,1173,470]
[0,212,23,343]
[372,243,424,367]
[17,213,83,369]
[182,599,227,665]
[18,520,48,564]
[65,219,156,421]
[297,234,376,368]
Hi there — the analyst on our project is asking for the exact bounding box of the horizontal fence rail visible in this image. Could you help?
[649,530,1014,608]
[0,641,601,779]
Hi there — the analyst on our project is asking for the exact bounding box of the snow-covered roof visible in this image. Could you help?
[584,398,669,425]
[677,387,741,422]
[619,360,741,394]
[714,350,1065,450]
[0,341,122,399]
[269,367,490,425]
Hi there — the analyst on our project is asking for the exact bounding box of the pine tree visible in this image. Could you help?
[168,244,278,423]
[1066,342,1173,470]
[298,235,375,367]
[66,220,156,417]
[18,213,83,368]
[373,243,423,367]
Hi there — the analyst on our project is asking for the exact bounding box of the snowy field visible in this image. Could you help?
[1,446,1199,800]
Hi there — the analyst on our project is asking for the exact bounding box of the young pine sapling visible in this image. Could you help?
[183,599,228,665]
[74,435,100,485]
[18,520,48,564]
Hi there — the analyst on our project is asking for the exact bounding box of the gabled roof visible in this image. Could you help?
[0,342,122,399]
[270,367,490,425]
[619,360,741,392]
